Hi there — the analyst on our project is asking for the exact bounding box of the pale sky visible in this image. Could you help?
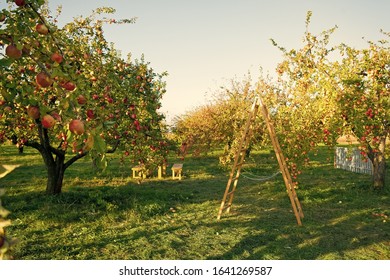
[2,0,390,123]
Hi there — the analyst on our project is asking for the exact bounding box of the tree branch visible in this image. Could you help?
[24,140,43,153]
[106,140,120,153]
[50,146,65,158]
[27,2,65,57]
[64,152,88,170]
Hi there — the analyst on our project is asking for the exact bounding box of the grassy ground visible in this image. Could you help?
[0,144,389,260]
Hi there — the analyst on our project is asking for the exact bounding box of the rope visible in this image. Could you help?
[240,169,281,182]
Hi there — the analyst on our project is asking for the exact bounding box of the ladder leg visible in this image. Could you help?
[217,102,260,220]
[258,97,304,225]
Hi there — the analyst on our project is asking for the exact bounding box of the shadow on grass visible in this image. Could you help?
[1,146,389,260]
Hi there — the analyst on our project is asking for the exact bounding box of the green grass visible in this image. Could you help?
[0,145,389,260]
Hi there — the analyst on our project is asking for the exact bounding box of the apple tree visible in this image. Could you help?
[0,0,168,194]
[172,105,215,157]
[267,11,389,190]
[336,40,389,189]
[172,77,266,164]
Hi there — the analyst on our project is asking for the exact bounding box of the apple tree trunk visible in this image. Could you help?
[25,123,88,195]
[45,153,66,195]
[369,136,387,191]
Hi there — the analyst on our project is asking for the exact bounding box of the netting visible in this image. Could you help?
[241,169,281,182]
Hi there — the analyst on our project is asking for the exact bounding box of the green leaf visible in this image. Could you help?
[0,58,13,67]
[94,134,106,154]
[37,0,46,6]
[0,90,11,101]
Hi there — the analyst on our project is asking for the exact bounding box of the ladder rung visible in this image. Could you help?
[227,190,235,196]
[222,203,231,211]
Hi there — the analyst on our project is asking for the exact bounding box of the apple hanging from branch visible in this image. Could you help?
[14,0,26,7]
[36,72,53,88]
[69,119,85,135]
[50,53,63,64]
[36,23,49,35]
[5,45,22,59]
[27,105,40,120]
[41,115,56,129]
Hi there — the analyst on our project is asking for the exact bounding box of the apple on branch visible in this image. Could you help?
[41,114,56,129]
[51,53,63,64]
[14,0,26,7]
[36,23,49,35]
[69,119,85,135]
[77,95,87,105]
[36,72,53,88]
[86,109,95,119]
[5,45,22,59]
[27,105,40,120]
[60,81,76,91]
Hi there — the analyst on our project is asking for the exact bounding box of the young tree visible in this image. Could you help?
[0,0,168,194]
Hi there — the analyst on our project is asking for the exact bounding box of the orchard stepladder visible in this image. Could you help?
[217,96,304,226]
[217,99,260,220]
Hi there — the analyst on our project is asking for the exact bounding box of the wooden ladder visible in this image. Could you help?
[217,97,304,225]
[217,99,260,220]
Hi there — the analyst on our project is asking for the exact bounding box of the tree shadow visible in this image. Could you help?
[2,148,389,260]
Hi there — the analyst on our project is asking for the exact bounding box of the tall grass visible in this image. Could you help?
[0,144,389,259]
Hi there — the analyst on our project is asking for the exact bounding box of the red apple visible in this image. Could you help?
[0,14,6,22]
[36,72,53,88]
[41,114,56,129]
[61,81,76,91]
[27,105,40,119]
[5,45,22,59]
[86,109,95,119]
[76,95,87,105]
[50,53,63,63]
[69,119,85,135]
[134,120,141,131]
[15,0,26,6]
[36,23,49,35]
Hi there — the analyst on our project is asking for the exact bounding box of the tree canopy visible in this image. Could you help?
[0,0,169,194]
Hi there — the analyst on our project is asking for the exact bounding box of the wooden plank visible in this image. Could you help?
[172,163,183,170]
